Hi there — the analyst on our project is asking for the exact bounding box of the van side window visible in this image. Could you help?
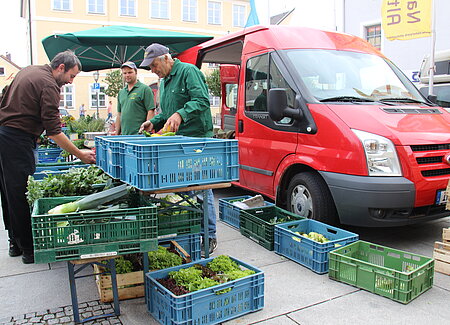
[245,54,269,112]
[225,84,238,110]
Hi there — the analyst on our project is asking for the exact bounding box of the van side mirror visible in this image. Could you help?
[268,88,303,121]
[427,94,437,104]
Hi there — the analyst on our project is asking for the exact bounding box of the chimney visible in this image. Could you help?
[5,52,11,61]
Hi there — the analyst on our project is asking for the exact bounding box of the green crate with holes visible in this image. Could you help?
[328,240,434,304]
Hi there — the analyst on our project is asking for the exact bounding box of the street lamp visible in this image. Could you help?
[93,70,100,118]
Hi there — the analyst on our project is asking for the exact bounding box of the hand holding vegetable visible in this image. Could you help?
[77,149,96,164]
[139,120,153,134]
[163,113,182,134]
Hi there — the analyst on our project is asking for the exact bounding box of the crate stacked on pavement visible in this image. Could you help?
[239,205,304,250]
[146,256,264,325]
[274,219,359,274]
[329,241,434,304]
[433,227,450,275]
[94,234,201,302]
[219,195,275,229]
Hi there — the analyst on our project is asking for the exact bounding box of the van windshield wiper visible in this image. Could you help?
[320,96,377,103]
[378,97,430,105]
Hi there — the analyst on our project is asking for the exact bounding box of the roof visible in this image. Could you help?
[270,9,296,25]
[0,55,22,70]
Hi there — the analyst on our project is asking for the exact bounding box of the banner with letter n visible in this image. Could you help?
[381,0,432,41]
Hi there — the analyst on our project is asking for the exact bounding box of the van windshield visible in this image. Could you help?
[285,49,426,103]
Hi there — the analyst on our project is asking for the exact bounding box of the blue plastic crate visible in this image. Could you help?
[219,195,275,229]
[96,135,147,178]
[33,161,89,180]
[122,138,239,191]
[37,148,63,163]
[146,256,264,325]
[274,219,359,274]
[159,233,201,262]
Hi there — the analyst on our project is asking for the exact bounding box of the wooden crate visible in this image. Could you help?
[433,242,450,276]
[94,241,191,303]
[443,228,450,244]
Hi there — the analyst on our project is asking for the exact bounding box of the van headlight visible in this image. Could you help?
[352,129,402,176]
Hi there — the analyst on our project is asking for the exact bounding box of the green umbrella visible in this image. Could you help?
[42,25,213,71]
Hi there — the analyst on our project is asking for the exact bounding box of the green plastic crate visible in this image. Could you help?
[239,206,304,250]
[31,194,158,264]
[328,241,434,304]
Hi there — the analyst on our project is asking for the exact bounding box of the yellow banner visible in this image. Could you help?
[382,0,432,40]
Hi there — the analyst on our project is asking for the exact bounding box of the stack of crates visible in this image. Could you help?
[37,147,63,163]
[96,135,239,190]
[31,192,158,264]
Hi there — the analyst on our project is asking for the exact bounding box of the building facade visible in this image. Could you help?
[343,0,450,82]
[21,0,250,120]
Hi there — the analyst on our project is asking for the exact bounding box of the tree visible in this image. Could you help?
[205,68,221,97]
[103,69,124,98]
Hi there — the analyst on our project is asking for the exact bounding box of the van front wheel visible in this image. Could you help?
[286,172,338,224]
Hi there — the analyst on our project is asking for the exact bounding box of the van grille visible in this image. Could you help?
[409,143,450,178]
[411,144,450,151]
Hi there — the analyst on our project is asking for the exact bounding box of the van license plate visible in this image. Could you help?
[435,190,448,205]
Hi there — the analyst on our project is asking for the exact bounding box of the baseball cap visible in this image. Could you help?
[140,43,169,67]
[121,61,137,70]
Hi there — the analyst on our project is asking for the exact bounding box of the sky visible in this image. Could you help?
[0,0,330,67]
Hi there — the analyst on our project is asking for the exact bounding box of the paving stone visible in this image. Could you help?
[35,310,47,317]
[49,307,63,314]
[81,312,93,318]
[47,320,59,325]
[15,319,28,324]
[63,306,73,313]
[92,305,102,311]
[43,314,55,320]
[102,308,114,314]
[64,309,73,316]
[101,321,110,325]
[55,312,65,318]
[25,312,36,319]
[59,316,71,323]
[79,302,88,308]
[93,310,105,316]
[30,316,42,323]
[87,301,98,307]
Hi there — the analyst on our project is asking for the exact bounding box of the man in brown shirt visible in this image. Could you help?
[0,50,96,264]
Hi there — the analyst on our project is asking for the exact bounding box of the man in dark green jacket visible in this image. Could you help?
[139,43,216,254]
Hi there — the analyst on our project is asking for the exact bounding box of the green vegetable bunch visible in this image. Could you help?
[207,255,240,273]
[26,165,110,206]
[115,257,134,274]
[148,246,183,270]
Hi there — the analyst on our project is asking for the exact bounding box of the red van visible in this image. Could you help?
[178,25,450,227]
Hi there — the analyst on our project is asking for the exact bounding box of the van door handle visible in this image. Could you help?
[238,120,243,133]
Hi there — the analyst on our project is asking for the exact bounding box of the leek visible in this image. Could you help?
[47,184,130,214]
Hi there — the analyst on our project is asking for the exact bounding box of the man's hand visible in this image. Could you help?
[77,149,96,164]
[163,113,182,133]
[139,120,153,134]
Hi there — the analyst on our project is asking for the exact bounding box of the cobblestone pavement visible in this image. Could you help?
[0,300,122,325]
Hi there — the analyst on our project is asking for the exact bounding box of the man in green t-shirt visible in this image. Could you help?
[115,61,155,135]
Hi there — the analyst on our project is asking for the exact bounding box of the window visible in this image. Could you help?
[90,84,106,108]
[150,0,169,19]
[365,24,381,50]
[0,67,4,76]
[120,0,136,16]
[245,54,269,112]
[59,85,74,109]
[209,93,220,106]
[208,1,221,25]
[225,84,238,109]
[88,0,105,14]
[53,0,71,11]
[232,4,245,27]
[182,0,197,22]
